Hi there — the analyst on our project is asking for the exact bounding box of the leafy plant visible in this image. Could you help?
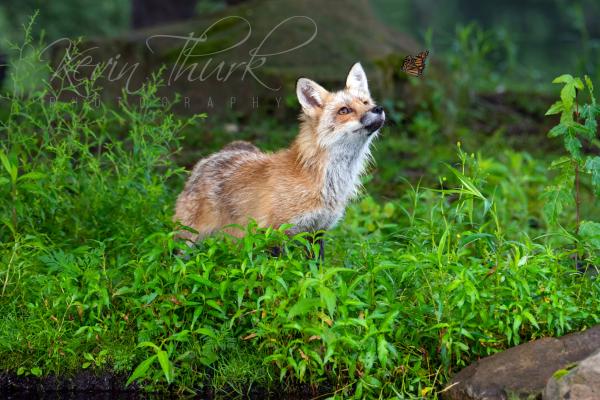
[544,74,600,264]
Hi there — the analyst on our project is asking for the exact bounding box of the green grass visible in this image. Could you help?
[0,21,599,400]
[1,85,599,398]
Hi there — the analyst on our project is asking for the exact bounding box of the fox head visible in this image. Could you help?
[296,63,385,152]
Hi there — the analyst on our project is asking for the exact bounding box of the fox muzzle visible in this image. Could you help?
[360,106,385,134]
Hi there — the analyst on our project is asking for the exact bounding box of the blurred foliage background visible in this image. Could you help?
[1,0,599,81]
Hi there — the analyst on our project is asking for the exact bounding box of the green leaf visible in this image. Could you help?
[585,156,600,196]
[363,375,382,388]
[30,367,42,377]
[541,184,572,225]
[437,228,449,268]
[522,311,539,329]
[199,347,218,366]
[579,221,600,249]
[445,164,486,200]
[549,156,572,170]
[585,75,596,105]
[18,171,46,182]
[568,121,592,136]
[377,335,389,367]
[113,286,134,296]
[355,382,363,398]
[319,286,337,317]
[564,135,582,159]
[553,368,571,380]
[195,327,218,340]
[137,341,161,352]
[188,274,216,288]
[512,315,522,344]
[206,299,224,314]
[548,124,567,138]
[552,75,583,113]
[561,82,576,111]
[156,350,173,384]
[0,151,11,175]
[446,279,462,292]
[126,355,157,386]
[552,74,574,84]
[288,298,320,319]
[0,151,17,184]
[560,109,574,124]
[582,104,598,137]
[458,232,495,248]
[545,101,564,115]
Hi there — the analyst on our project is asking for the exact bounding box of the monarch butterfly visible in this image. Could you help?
[401,50,429,77]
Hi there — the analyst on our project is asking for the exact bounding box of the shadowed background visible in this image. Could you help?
[1,0,599,109]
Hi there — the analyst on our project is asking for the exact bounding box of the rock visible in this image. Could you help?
[442,325,600,400]
[543,349,600,400]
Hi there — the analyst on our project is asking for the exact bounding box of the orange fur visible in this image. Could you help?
[174,63,385,242]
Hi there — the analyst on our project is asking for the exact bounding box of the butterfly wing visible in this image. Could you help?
[413,50,429,69]
[401,55,419,76]
[402,50,429,77]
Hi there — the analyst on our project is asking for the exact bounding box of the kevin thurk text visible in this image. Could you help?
[42,15,318,96]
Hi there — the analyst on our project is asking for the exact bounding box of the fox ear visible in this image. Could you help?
[297,78,328,112]
[346,62,369,95]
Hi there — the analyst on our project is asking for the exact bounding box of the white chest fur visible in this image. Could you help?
[289,135,374,234]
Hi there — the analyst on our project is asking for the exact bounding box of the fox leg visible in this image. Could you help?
[319,237,325,262]
[270,245,284,257]
[315,232,325,263]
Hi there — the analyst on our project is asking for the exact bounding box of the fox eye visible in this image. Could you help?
[363,100,369,105]
[338,106,352,115]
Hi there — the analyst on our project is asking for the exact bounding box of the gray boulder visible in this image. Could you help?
[442,325,600,400]
[543,349,600,400]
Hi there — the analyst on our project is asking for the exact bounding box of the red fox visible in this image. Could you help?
[174,63,385,249]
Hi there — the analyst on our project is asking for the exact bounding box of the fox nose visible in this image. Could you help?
[371,106,384,114]
[361,105,385,135]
